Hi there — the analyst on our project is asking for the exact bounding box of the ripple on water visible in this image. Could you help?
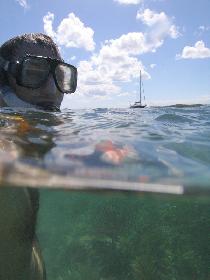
[155,113,194,123]
[0,106,210,189]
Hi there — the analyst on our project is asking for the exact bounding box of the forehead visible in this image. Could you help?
[14,42,60,61]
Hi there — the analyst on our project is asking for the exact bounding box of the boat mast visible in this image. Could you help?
[139,70,142,105]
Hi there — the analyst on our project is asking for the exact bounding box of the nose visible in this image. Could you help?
[35,74,61,111]
[40,74,57,97]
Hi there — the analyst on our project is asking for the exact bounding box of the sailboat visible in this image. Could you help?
[130,70,147,108]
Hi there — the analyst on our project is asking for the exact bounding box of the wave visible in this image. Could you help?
[165,104,204,108]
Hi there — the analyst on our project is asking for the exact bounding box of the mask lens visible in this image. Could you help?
[55,64,77,93]
[21,58,50,88]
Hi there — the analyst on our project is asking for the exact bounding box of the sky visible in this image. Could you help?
[0,0,210,108]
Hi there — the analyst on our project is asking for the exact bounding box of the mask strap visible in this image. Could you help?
[0,56,9,71]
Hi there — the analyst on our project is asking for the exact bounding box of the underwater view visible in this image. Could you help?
[0,105,210,279]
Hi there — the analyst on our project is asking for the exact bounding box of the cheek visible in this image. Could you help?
[8,75,38,98]
[57,91,64,102]
[7,75,17,91]
[8,72,64,106]
[16,86,41,102]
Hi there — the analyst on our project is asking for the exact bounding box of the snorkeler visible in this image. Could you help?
[0,33,77,279]
[0,33,77,111]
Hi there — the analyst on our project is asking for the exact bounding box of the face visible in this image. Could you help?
[8,42,64,110]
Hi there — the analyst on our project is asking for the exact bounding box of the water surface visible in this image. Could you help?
[0,105,209,191]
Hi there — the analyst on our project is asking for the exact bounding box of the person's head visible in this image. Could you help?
[0,33,77,111]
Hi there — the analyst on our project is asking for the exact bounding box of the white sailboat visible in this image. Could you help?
[130,70,147,109]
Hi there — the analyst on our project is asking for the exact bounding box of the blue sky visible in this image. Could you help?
[0,0,210,108]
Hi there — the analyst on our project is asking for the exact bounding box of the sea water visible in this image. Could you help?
[0,105,210,279]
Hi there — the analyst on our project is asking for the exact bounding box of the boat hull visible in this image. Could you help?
[130,104,147,109]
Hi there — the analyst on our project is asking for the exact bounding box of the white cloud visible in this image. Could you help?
[194,25,210,36]
[137,9,167,26]
[114,0,143,4]
[44,9,179,101]
[43,12,95,52]
[177,40,210,59]
[43,12,56,38]
[16,0,29,9]
[198,25,210,32]
[75,9,180,98]
[70,56,76,61]
[106,33,147,55]
[199,26,206,31]
[136,9,180,40]
[169,25,180,39]
[76,32,152,98]
[77,59,122,97]
[150,63,156,69]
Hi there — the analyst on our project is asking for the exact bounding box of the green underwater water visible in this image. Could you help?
[37,190,210,280]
